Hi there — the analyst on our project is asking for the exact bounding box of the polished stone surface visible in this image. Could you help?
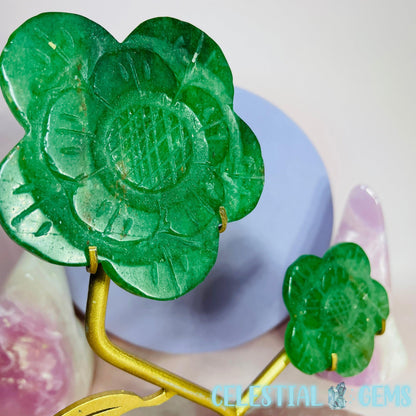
[0,13,264,300]
[283,242,389,376]
[0,252,94,415]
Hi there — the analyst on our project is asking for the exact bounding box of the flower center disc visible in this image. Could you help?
[323,291,355,329]
[95,93,199,195]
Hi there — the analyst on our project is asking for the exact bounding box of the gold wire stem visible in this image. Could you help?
[324,353,338,372]
[219,206,228,233]
[86,266,235,416]
[330,353,338,371]
[61,241,389,416]
[377,319,386,335]
[235,349,290,416]
[83,247,292,416]
[86,246,98,274]
[54,389,174,416]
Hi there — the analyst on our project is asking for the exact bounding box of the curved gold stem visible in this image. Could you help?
[236,349,290,416]
[74,250,292,416]
[86,266,235,416]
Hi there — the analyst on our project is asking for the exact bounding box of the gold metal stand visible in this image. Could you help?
[85,265,237,415]
[56,262,291,415]
[55,200,388,415]
[56,205,292,415]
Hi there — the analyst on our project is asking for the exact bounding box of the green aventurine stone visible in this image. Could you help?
[283,243,389,376]
[0,13,264,300]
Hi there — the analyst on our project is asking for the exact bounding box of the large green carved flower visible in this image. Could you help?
[0,13,264,300]
[283,243,389,376]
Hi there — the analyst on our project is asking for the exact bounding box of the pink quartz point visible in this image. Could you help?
[0,253,94,415]
[321,185,407,385]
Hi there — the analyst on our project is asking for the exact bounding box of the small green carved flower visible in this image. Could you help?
[283,242,389,376]
[0,13,264,300]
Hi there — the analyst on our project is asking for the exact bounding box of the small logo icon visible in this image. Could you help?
[328,382,347,409]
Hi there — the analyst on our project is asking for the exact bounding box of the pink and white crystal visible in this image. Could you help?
[0,253,94,416]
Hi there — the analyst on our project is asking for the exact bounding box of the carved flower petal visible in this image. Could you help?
[324,242,371,281]
[335,313,375,376]
[302,288,323,329]
[124,17,233,103]
[0,144,85,265]
[103,216,220,300]
[73,177,159,242]
[0,12,116,126]
[44,88,103,180]
[92,49,178,107]
[166,168,224,236]
[283,254,323,312]
[177,85,232,166]
[285,321,330,375]
[219,116,264,222]
[367,279,390,327]
[321,265,349,292]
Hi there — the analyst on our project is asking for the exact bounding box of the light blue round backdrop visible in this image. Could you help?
[67,88,333,353]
